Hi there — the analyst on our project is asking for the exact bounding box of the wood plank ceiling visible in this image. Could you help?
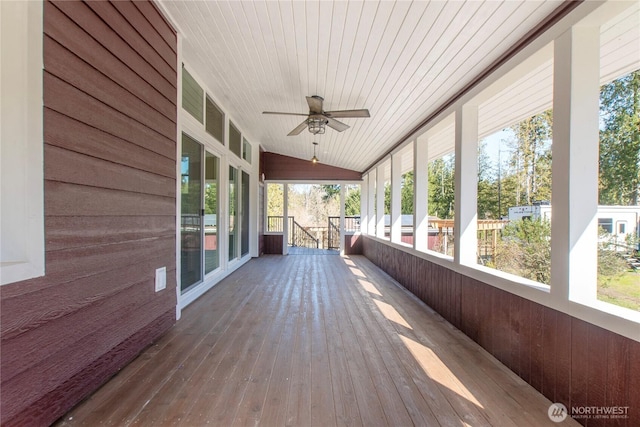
[157,0,633,172]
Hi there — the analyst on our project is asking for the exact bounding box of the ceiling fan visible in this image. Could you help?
[263,95,370,136]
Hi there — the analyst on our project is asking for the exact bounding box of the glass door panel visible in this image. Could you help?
[229,166,238,261]
[204,151,219,274]
[241,171,250,256]
[180,134,202,291]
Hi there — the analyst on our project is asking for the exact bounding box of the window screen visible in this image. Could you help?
[206,96,224,144]
[229,122,242,158]
[182,66,203,123]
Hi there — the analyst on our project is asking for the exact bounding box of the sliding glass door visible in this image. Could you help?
[181,133,221,293]
[229,166,238,261]
[241,171,250,256]
[204,152,219,274]
[181,134,203,291]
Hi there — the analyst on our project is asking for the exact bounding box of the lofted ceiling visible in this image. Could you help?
[159,0,576,172]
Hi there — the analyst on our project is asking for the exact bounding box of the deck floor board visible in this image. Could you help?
[55,254,578,426]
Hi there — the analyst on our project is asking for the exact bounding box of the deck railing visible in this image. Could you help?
[267,216,319,249]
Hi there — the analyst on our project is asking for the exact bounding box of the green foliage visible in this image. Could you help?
[204,183,217,214]
[506,110,553,207]
[380,172,416,215]
[493,219,551,284]
[320,184,341,202]
[477,140,499,219]
[599,70,640,206]
[401,171,414,214]
[267,183,283,216]
[384,182,391,214]
[345,186,361,216]
[428,155,455,219]
[597,229,631,287]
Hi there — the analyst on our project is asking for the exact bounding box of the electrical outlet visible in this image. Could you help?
[155,267,166,292]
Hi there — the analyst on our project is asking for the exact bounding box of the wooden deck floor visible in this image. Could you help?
[55,254,578,426]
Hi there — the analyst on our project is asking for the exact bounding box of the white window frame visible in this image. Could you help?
[0,1,44,285]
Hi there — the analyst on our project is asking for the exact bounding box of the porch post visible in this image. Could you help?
[454,104,478,265]
[283,183,289,255]
[367,169,376,235]
[551,25,599,304]
[414,137,428,252]
[339,185,345,255]
[376,163,386,239]
[360,177,368,236]
[391,152,402,243]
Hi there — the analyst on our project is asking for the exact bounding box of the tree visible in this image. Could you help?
[267,184,283,217]
[401,171,414,214]
[345,186,361,216]
[506,110,553,206]
[428,155,455,219]
[477,140,499,219]
[204,183,217,214]
[320,184,340,202]
[599,70,640,206]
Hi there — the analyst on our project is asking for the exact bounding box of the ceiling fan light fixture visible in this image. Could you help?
[311,142,319,163]
[308,117,326,135]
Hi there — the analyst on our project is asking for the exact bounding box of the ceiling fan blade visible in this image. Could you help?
[306,96,324,114]
[325,109,370,118]
[287,120,308,136]
[263,111,309,116]
[325,116,350,132]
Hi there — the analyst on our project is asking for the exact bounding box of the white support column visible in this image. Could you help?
[376,164,386,239]
[551,26,600,304]
[391,153,402,243]
[282,183,289,255]
[367,169,377,235]
[339,185,346,255]
[414,138,429,252]
[360,178,368,235]
[454,104,479,265]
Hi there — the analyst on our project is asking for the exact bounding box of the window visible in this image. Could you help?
[390,144,414,246]
[205,96,224,144]
[344,184,361,232]
[182,65,204,123]
[476,45,554,285]
[1,0,44,285]
[243,138,252,164]
[266,183,284,232]
[421,119,456,258]
[596,4,640,310]
[229,122,242,158]
[598,218,614,234]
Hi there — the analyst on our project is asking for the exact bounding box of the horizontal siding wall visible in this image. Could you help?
[0,1,177,426]
[362,236,640,427]
[263,235,284,255]
[262,152,362,181]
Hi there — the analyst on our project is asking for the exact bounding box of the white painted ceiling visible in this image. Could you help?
[158,0,637,173]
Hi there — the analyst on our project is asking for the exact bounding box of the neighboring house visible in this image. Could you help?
[508,203,640,250]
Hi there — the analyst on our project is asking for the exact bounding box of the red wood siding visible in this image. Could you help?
[263,235,284,255]
[344,234,363,255]
[362,236,640,427]
[0,1,177,426]
[262,152,362,181]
